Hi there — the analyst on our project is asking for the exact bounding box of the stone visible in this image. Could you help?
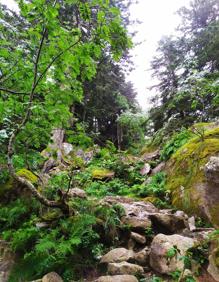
[133,247,150,266]
[207,245,219,282]
[130,232,146,244]
[205,156,219,183]
[122,216,152,232]
[108,262,144,276]
[95,275,138,282]
[188,216,196,231]
[92,168,115,180]
[100,248,134,264]
[149,213,186,233]
[68,188,87,199]
[36,222,49,228]
[142,150,160,161]
[42,272,63,282]
[150,234,196,274]
[151,161,166,175]
[62,142,73,155]
[140,163,151,176]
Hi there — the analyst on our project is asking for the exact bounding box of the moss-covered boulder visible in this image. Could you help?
[166,125,219,227]
[92,168,115,180]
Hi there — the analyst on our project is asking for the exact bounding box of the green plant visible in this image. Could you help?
[137,172,167,199]
[160,128,192,161]
[166,246,179,259]
[169,270,181,280]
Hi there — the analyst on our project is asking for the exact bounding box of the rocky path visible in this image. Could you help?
[0,195,217,282]
[92,196,217,282]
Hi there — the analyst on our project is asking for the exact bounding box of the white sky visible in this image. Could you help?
[128,0,191,110]
[1,0,191,110]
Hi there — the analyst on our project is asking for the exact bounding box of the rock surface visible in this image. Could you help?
[68,188,87,199]
[108,262,144,276]
[140,163,151,176]
[166,124,219,228]
[150,234,196,274]
[207,244,219,282]
[100,248,134,264]
[42,272,63,282]
[130,232,146,244]
[95,275,138,282]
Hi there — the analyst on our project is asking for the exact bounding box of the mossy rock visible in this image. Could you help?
[16,168,38,184]
[166,125,219,226]
[91,168,115,180]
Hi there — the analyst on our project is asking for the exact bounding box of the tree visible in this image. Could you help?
[0,0,131,212]
[149,0,219,132]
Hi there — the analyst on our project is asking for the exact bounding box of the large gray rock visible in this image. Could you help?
[95,275,138,282]
[103,197,157,231]
[108,262,144,276]
[150,234,196,274]
[42,272,63,282]
[149,213,186,233]
[100,248,134,264]
[122,216,152,232]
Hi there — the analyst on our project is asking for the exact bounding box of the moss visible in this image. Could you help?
[16,168,38,184]
[209,204,219,228]
[91,168,115,180]
[167,125,219,215]
[0,179,14,198]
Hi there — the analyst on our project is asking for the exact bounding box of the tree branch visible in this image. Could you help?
[0,87,28,95]
[7,20,80,213]
[34,37,81,89]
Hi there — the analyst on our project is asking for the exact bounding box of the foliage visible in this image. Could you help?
[160,128,192,161]
[0,197,125,281]
[117,111,148,150]
[149,0,219,132]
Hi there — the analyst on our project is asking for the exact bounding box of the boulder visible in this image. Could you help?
[150,234,196,274]
[151,161,166,175]
[130,232,146,245]
[142,150,160,161]
[100,248,134,264]
[149,213,186,233]
[68,188,87,199]
[42,272,63,282]
[166,125,219,228]
[95,275,138,282]
[62,142,73,155]
[108,262,144,276]
[122,216,151,232]
[133,247,150,266]
[92,168,115,180]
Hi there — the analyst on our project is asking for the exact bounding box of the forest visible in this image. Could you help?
[0,0,219,281]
